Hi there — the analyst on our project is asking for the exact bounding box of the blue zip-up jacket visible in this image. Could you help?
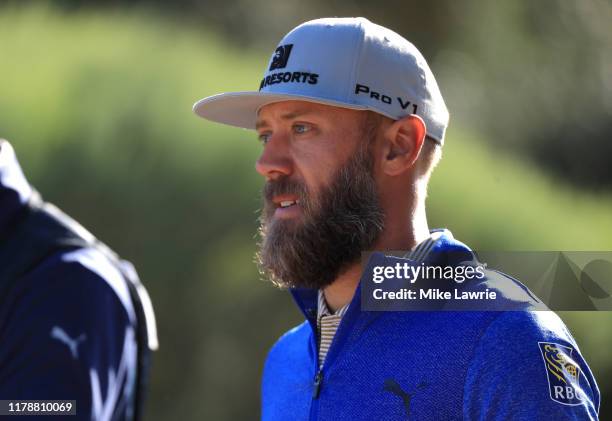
[0,141,140,420]
[261,231,600,420]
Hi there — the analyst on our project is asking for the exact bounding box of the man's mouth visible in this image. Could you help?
[271,196,302,218]
[279,199,300,208]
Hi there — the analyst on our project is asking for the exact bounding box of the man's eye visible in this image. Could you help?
[258,133,271,144]
[293,124,311,134]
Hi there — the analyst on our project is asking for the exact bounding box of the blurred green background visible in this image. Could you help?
[1,1,611,419]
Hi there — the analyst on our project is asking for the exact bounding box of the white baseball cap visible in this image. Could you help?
[193,17,449,144]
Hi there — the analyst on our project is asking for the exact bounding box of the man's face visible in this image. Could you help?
[255,101,385,289]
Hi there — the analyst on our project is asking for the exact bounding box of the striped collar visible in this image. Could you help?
[317,231,444,317]
[402,230,444,262]
[317,288,351,318]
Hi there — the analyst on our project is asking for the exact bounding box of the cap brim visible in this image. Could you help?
[193,91,370,130]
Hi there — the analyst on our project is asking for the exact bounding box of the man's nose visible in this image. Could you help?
[255,134,292,180]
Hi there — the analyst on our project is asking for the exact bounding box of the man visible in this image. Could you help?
[193,18,600,420]
[0,139,157,420]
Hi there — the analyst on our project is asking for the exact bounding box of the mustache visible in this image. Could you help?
[263,177,309,205]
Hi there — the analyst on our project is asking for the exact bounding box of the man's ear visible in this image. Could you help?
[380,114,426,176]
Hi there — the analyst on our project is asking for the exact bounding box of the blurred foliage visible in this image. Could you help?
[439,0,612,190]
[0,4,611,420]
[6,0,612,188]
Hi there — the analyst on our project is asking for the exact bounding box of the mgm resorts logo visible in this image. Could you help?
[269,44,293,70]
[260,43,320,90]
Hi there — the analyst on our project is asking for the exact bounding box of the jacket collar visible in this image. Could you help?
[289,230,477,369]
[289,228,474,322]
[0,141,33,236]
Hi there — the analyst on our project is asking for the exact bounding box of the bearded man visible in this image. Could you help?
[194,17,600,421]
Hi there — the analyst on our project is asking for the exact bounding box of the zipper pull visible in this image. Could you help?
[312,370,323,399]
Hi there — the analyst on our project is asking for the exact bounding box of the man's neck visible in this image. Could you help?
[323,216,430,312]
[322,264,363,312]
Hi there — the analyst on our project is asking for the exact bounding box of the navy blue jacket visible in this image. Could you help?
[262,231,600,420]
[0,141,142,420]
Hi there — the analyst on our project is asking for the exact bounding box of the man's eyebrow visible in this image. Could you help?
[255,110,312,130]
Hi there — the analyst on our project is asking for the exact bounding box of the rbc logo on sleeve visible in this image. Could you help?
[538,342,583,405]
[269,44,293,70]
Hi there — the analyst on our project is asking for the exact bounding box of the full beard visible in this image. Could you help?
[256,145,385,290]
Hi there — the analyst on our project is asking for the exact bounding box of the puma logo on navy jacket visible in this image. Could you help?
[261,231,600,420]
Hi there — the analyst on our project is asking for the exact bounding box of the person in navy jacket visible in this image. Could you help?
[193,17,600,420]
[0,139,157,420]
